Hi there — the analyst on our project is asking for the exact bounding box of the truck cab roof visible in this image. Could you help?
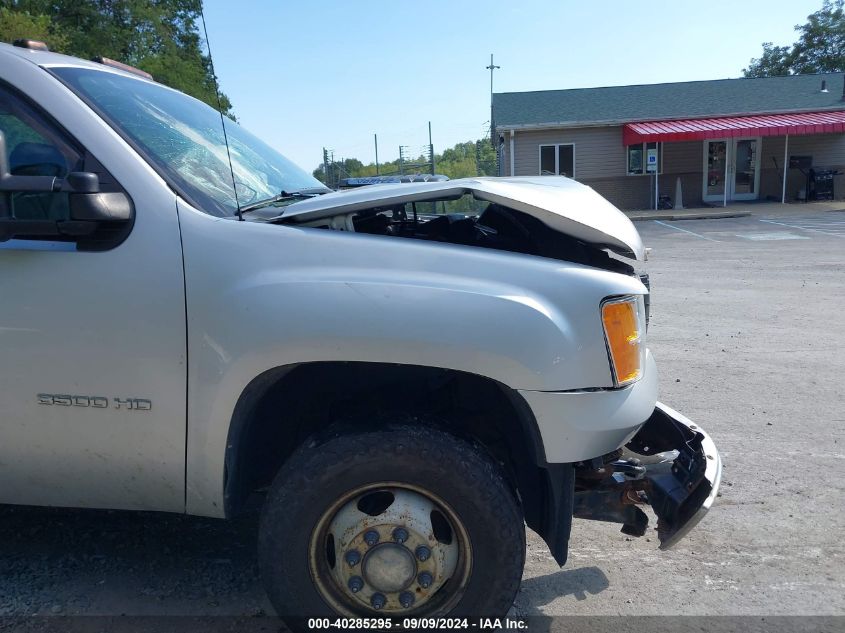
[0,41,154,83]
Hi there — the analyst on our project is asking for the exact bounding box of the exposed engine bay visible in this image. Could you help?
[292,199,636,276]
[270,177,648,275]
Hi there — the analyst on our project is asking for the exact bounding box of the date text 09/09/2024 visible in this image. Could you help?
[307,617,528,630]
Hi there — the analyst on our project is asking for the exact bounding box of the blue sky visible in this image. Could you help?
[204,0,822,173]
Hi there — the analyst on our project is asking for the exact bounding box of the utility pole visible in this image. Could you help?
[428,121,435,175]
[486,53,500,148]
[374,134,380,176]
[328,150,336,188]
[322,147,329,186]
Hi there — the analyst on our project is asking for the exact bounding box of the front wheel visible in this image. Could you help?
[258,424,525,625]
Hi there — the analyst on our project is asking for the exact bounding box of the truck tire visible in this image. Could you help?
[258,423,525,625]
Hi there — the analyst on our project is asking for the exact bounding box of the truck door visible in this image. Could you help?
[0,78,187,511]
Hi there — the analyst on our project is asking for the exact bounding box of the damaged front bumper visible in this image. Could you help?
[574,402,722,549]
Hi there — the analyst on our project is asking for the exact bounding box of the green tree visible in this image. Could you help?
[0,6,68,51]
[312,137,500,186]
[743,43,794,78]
[744,0,845,76]
[0,0,233,116]
[311,138,503,213]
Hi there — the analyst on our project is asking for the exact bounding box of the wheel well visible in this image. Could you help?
[224,362,551,532]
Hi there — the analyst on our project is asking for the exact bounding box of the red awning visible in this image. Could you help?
[622,110,845,145]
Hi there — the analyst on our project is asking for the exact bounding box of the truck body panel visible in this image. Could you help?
[175,199,649,515]
[519,350,658,463]
[0,49,187,510]
[0,46,719,573]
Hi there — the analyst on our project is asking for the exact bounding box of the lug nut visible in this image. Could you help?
[364,530,380,546]
[415,545,431,561]
[399,591,415,608]
[345,549,361,567]
[348,576,364,593]
[392,527,409,543]
[418,571,433,588]
[370,592,386,610]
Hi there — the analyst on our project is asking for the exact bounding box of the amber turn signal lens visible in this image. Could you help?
[601,298,642,386]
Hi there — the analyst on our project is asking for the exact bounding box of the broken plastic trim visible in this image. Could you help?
[573,402,722,549]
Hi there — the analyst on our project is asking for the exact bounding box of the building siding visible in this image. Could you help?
[510,127,625,180]
[503,126,845,208]
[655,141,702,209]
[507,126,705,208]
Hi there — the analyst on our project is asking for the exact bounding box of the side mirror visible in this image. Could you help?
[69,181,132,223]
[0,131,132,242]
[68,191,132,222]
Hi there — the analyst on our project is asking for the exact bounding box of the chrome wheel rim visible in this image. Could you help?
[308,482,472,615]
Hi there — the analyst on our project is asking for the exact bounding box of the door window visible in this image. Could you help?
[733,139,757,195]
[703,138,760,201]
[706,141,727,197]
[0,84,82,223]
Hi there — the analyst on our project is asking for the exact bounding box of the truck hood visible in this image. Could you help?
[278,176,645,260]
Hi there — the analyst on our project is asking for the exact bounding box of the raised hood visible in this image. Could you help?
[280,176,645,260]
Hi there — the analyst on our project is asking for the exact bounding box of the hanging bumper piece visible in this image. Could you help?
[574,402,722,549]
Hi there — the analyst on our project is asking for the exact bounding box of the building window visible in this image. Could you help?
[539,144,574,177]
[627,142,662,175]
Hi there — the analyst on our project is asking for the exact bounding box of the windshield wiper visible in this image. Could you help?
[237,187,330,216]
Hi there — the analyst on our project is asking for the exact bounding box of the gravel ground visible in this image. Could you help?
[1,210,843,624]
[515,210,845,618]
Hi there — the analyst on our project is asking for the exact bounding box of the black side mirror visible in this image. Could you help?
[0,131,132,242]
[68,175,132,222]
[68,191,133,222]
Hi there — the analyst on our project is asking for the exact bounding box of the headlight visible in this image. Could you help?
[601,295,645,387]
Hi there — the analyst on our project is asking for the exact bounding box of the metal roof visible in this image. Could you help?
[493,73,845,129]
[622,110,845,144]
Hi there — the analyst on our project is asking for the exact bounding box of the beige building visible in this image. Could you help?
[493,73,845,209]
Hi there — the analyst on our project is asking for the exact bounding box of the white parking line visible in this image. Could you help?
[759,219,845,237]
[791,218,845,223]
[736,232,809,241]
[653,220,720,242]
[776,218,845,226]
[792,226,845,230]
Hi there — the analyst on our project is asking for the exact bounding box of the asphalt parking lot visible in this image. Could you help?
[1,210,844,622]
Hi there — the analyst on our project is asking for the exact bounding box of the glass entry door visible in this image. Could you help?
[703,138,761,203]
[731,139,759,200]
[704,140,728,201]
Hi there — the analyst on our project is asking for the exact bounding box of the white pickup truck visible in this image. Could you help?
[0,41,721,625]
